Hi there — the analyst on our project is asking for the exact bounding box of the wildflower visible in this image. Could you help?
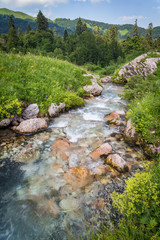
[156,147,160,152]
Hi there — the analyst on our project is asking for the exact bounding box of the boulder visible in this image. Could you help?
[124,119,137,141]
[101,76,112,83]
[83,75,103,96]
[0,118,11,128]
[117,54,160,82]
[58,102,66,112]
[48,103,59,117]
[12,118,48,133]
[83,83,103,96]
[48,102,66,117]
[89,143,112,160]
[22,104,39,120]
[106,154,129,172]
[104,110,125,125]
[64,166,94,189]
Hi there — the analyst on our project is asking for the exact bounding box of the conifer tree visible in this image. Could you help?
[63,28,68,41]
[36,10,48,32]
[76,17,83,35]
[53,27,57,37]
[27,23,32,33]
[7,16,18,51]
[133,19,139,37]
[146,23,153,47]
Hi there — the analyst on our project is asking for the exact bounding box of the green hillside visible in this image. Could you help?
[0,53,91,119]
[0,8,35,20]
[0,8,160,39]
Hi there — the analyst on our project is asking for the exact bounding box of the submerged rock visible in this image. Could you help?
[104,110,125,125]
[106,154,129,172]
[89,143,112,160]
[11,147,40,162]
[93,164,110,176]
[12,118,48,133]
[38,200,60,217]
[51,138,73,160]
[64,166,94,189]
[22,104,39,120]
[59,197,79,212]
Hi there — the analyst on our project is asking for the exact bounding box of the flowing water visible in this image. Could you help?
[0,84,144,240]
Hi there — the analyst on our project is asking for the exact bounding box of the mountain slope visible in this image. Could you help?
[0,8,160,39]
[0,8,35,20]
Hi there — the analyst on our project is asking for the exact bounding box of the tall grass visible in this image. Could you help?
[0,53,91,119]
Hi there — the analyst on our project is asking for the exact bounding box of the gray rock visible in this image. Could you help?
[83,77,103,96]
[22,104,39,120]
[58,103,66,112]
[117,53,160,82]
[0,118,11,128]
[48,103,66,117]
[124,119,136,141]
[48,103,60,117]
[12,118,48,133]
[106,154,129,172]
[101,76,112,83]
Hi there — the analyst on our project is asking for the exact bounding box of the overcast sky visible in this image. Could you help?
[0,0,160,28]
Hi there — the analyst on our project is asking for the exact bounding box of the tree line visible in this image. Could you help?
[0,10,160,67]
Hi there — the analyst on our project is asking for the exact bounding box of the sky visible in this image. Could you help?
[0,0,160,28]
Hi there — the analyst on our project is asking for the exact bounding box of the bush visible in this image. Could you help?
[126,94,160,144]
[112,159,160,239]
[0,96,21,120]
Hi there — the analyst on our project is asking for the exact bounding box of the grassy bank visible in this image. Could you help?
[0,53,91,120]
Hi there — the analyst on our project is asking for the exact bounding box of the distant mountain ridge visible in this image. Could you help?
[0,8,160,39]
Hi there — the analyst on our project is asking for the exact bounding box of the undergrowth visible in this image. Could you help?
[0,53,91,119]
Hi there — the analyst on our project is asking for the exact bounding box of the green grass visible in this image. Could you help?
[122,62,160,145]
[0,8,35,20]
[119,29,129,37]
[0,53,91,119]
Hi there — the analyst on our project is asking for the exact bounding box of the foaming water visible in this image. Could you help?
[0,83,142,240]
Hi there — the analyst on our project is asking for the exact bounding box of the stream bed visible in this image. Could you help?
[0,83,144,240]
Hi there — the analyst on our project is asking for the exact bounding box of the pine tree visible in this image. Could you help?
[63,28,68,41]
[27,23,31,33]
[53,27,57,38]
[76,17,83,35]
[133,19,139,37]
[146,23,153,48]
[7,16,18,51]
[36,10,48,32]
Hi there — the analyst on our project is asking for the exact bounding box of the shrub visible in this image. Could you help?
[126,93,160,144]
[112,160,160,239]
[0,96,21,120]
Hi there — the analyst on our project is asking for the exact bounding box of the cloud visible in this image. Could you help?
[0,0,68,7]
[120,15,146,22]
[154,6,160,10]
